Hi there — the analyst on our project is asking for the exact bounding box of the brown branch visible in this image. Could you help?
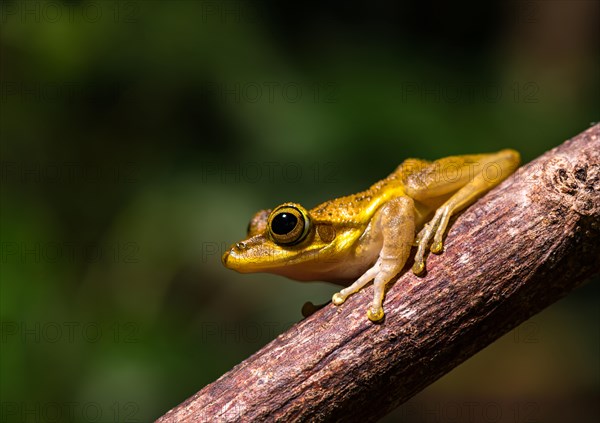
[157,124,600,423]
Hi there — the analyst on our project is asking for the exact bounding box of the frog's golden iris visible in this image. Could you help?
[267,204,311,246]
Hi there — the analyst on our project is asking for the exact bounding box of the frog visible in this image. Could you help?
[222,149,520,322]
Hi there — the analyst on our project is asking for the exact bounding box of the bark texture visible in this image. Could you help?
[157,124,600,423]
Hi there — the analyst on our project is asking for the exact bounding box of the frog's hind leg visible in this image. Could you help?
[409,149,520,274]
[332,196,415,322]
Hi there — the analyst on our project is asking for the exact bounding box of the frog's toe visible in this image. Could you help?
[367,305,384,322]
[332,292,346,305]
[412,260,425,275]
[430,240,443,254]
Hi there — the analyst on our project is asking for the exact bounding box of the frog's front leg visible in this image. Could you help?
[332,196,415,322]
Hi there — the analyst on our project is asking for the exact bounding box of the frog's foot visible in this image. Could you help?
[367,304,384,322]
[332,258,398,322]
[412,205,451,275]
[366,259,399,322]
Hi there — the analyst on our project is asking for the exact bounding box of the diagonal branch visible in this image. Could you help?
[157,124,600,423]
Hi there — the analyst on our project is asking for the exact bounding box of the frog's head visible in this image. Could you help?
[222,202,359,282]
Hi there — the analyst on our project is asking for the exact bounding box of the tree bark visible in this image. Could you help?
[157,124,600,423]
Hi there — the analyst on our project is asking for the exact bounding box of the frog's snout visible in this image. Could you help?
[221,235,278,273]
[221,250,230,266]
[221,242,246,268]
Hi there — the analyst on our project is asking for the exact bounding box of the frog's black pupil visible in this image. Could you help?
[272,213,298,235]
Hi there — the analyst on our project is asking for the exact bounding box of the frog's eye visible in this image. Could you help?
[268,204,310,245]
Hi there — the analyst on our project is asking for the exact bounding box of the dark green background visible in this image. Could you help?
[1,1,598,422]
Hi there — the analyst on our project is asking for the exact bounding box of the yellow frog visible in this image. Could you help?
[222,150,520,322]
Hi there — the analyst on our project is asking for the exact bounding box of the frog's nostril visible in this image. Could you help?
[236,242,247,250]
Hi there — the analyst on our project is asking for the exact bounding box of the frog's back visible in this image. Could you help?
[309,166,408,224]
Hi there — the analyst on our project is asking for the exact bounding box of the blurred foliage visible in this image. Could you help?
[0,0,598,422]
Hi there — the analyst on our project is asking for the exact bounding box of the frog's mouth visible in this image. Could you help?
[221,238,323,274]
[221,237,361,284]
[221,237,294,272]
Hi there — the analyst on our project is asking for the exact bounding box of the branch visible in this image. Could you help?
[157,124,600,423]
